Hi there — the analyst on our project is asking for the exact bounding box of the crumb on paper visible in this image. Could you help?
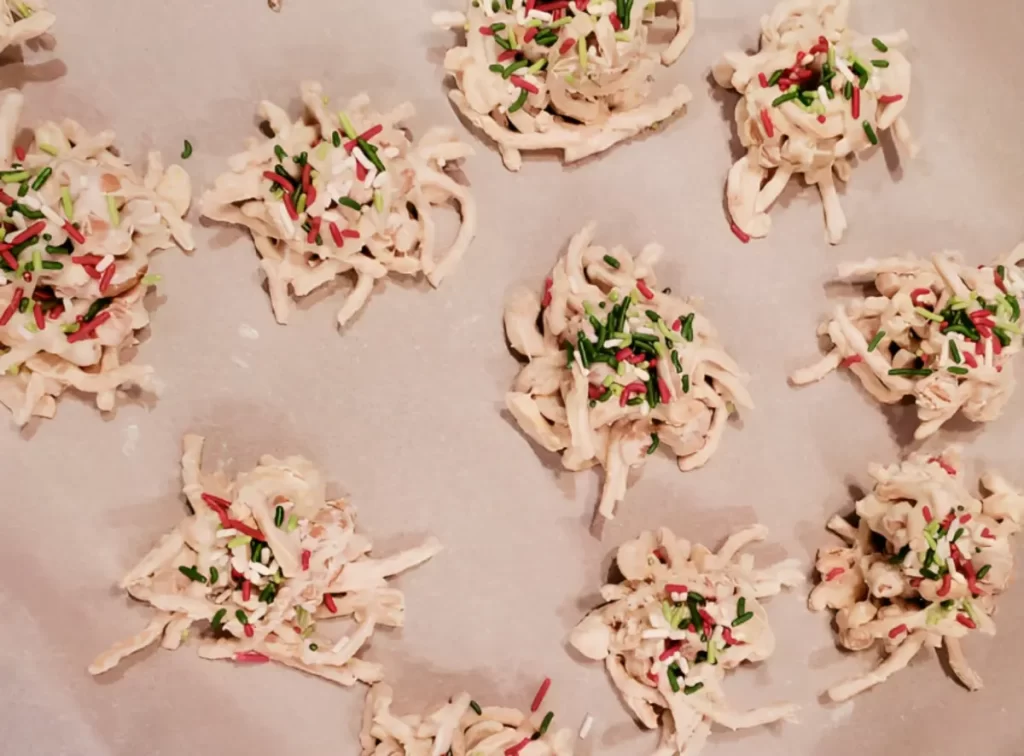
[268,0,281,10]
[238,323,259,340]
[231,356,249,370]
[122,424,139,456]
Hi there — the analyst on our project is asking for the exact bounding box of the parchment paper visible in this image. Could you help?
[3,1,1023,755]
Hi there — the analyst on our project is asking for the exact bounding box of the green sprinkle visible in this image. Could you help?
[670,349,683,373]
[181,140,193,159]
[603,254,620,269]
[771,91,800,107]
[235,609,248,625]
[509,88,529,113]
[666,664,680,693]
[489,63,504,73]
[867,330,885,352]
[626,396,644,406]
[732,611,754,627]
[871,37,888,52]
[209,566,219,584]
[503,59,529,79]
[178,565,207,584]
[83,297,112,322]
[141,273,162,286]
[227,535,252,548]
[949,340,961,364]
[577,36,587,68]
[889,544,910,564]
[373,190,384,214]
[681,374,690,393]
[528,58,547,74]
[871,59,890,68]
[338,111,357,140]
[0,170,29,182]
[211,608,227,631]
[296,192,307,215]
[106,194,120,227]
[862,121,878,145]
[308,643,318,651]
[914,306,942,322]
[976,564,992,580]
[682,313,694,342]
[1008,295,1020,323]
[31,248,41,271]
[647,433,660,455]
[888,368,932,377]
[358,139,386,173]
[490,22,506,31]
[737,597,746,616]
[40,260,63,270]
[683,683,704,695]
[470,700,482,715]
[538,712,554,736]
[259,583,276,603]
[39,143,59,156]
[859,72,869,89]
[30,166,52,191]
[274,145,287,162]
[338,196,362,212]
[549,16,573,28]
[274,505,285,528]
[850,59,867,77]
[993,326,1011,347]
[920,567,939,580]
[60,186,73,220]
[286,514,299,532]
[844,81,854,99]
[947,366,969,375]
[767,69,784,87]
[952,527,965,543]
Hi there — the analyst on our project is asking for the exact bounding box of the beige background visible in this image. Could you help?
[3,1,1023,754]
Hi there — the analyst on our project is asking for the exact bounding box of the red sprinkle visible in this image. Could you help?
[32,302,44,330]
[588,383,605,400]
[963,560,982,597]
[505,740,532,756]
[956,614,976,630]
[329,221,345,247]
[760,108,775,138]
[657,376,671,404]
[698,608,716,629]
[510,75,539,94]
[722,627,743,646]
[498,48,518,62]
[878,94,904,105]
[671,318,681,331]
[730,221,751,243]
[541,276,553,308]
[910,577,923,588]
[227,519,265,541]
[263,170,295,191]
[301,549,311,571]
[659,642,682,661]
[992,336,1003,356]
[981,528,995,540]
[963,352,978,368]
[959,514,972,524]
[619,381,646,407]
[922,506,934,524]
[778,78,791,90]
[203,492,232,509]
[14,146,25,161]
[994,270,1007,293]
[344,124,383,152]
[909,287,932,307]
[646,671,659,684]
[71,254,103,265]
[940,511,956,532]
[936,572,952,597]
[609,13,622,30]
[11,221,45,246]
[665,583,687,595]
[67,311,111,342]
[242,580,252,602]
[355,161,368,181]
[341,229,361,239]
[636,279,655,300]
[282,192,299,221]
[888,624,908,639]
[234,651,269,663]
[758,72,769,87]
[99,263,116,293]
[523,27,539,43]
[928,457,957,476]
[244,624,255,638]
[653,546,669,563]
[201,493,233,528]
[479,25,494,35]
[306,216,322,244]
[0,286,22,326]
[323,593,338,613]
[48,304,64,320]
[825,567,845,581]
[817,114,826,123]
[82,265,102,280]
[852,86,861,119]
[840,355,863,368]
[559,37,576,55]
[64,222,86,244]
[614,347,633,362]
[530,677,552,713]
[1,248,16,270]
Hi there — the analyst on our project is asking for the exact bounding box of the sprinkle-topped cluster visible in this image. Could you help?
[792,248,1023,439]
[810,449,1024,701]
[0,0,55,52]
[201,81,476,331]
[715,0,917,243]
[0,90,193,427]
[571,526,801,756]
[90,434,442,685]
[504,223,751,520]
[434,0,694,170]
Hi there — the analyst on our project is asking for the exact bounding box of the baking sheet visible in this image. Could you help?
[3,0,1024,754]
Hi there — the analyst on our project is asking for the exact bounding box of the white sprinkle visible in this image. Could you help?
[801,53,814,65]
[817,85,828,103]
[362,167,377,188]
[274,202,295,238]
[573,348,589,377]
[238,323,259,340]
[352,147,374,172]
[260,547,271,565]
[636,327,657,336]
[834,59,856,85]
[527,8,553,20]
[372,171,388,188]
[603,339,622,348]
[579,715,594,740]
[95,254,114,272]
[670,591,687,602]
[640,402,650,417]
[330,634,351,653]
[0,272,6,286]
[633,368,650,381]
[382,146,399,159]
[217,528,239,538]
[641,628,670,639]
[19,195,41,210]
[41,205,63,225]
[249,562,273,576]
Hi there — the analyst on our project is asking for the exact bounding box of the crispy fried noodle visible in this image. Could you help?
[0,90,193,427]
[571,526,801,756]
[791,246,1024,439]
[90,434,442,686]
[713,0,917,244]
[433,0,694,171]
[504,222,751,520]
[201,81,476,331]
[360,683,575,756]
[0,1,54,51]
[810,448,1023,701]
